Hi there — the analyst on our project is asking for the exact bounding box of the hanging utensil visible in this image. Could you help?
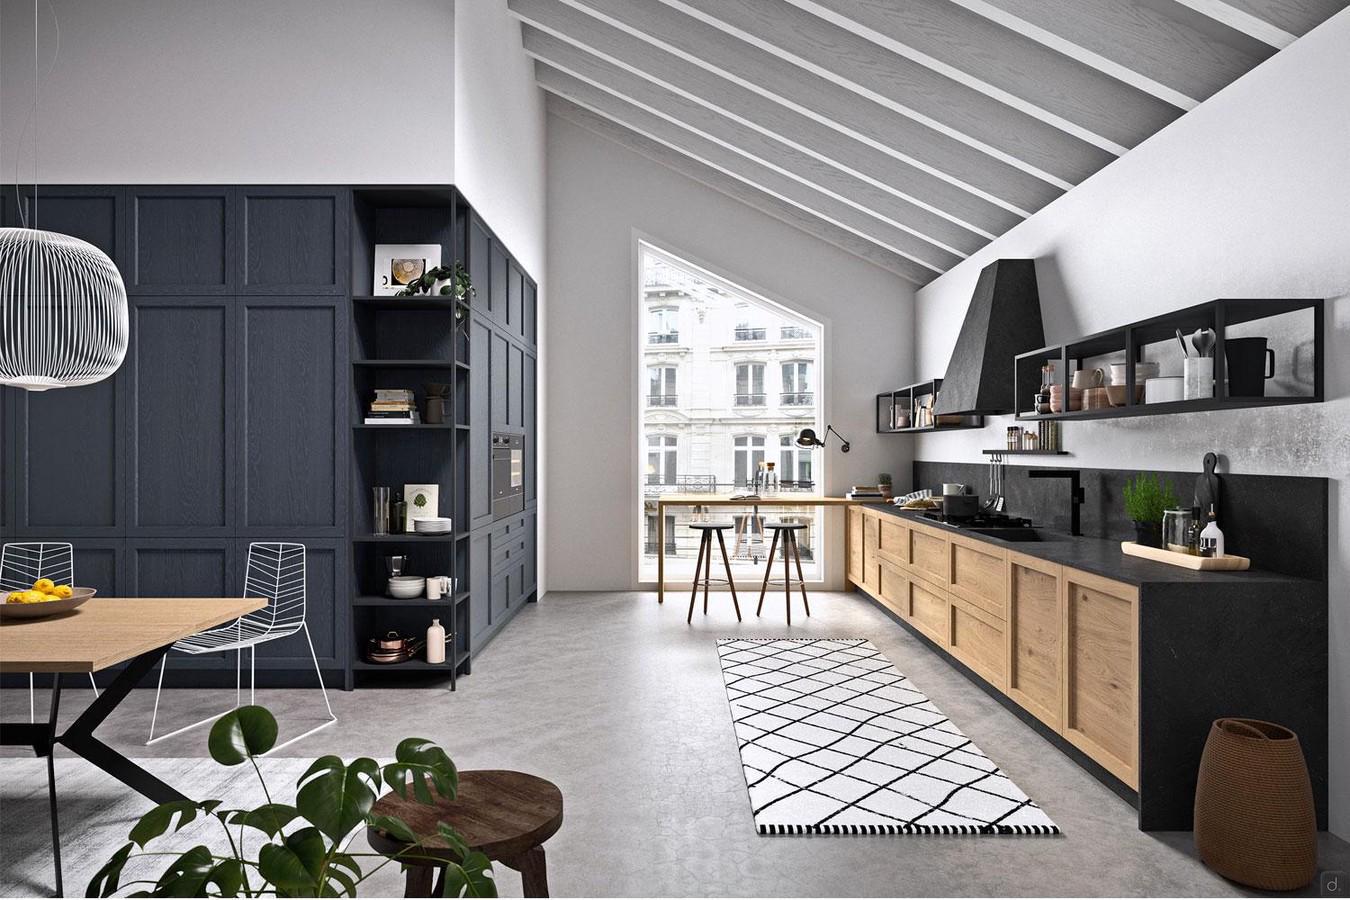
[1176,328,1190,358]
[1191,328,1216,358]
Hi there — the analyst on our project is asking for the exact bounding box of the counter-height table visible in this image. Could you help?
[654,494,857,603]
[0,597,265,896]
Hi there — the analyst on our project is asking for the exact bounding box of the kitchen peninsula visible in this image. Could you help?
[846,501,1328,831]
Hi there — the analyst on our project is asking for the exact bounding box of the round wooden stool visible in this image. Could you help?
[687,522,741,623]
[757,522,810,625]
[367,769,563,898]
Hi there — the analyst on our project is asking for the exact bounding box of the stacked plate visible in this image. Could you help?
[412,516,453,535]
[387,576,426,599]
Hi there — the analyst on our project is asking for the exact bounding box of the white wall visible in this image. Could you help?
[913,9,1350,837]
[0,0,455,184]
[451,0,549,596]
[545,113,914,591]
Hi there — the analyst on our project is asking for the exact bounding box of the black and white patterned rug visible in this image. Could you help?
[717,637,1060,835]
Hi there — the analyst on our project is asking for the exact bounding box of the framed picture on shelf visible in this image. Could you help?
[402,483,439,531]
[373,244,441,296]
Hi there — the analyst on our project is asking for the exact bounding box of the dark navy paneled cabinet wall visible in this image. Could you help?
[2,185,349,679]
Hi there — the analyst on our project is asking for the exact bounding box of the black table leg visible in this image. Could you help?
[48,674,63,898]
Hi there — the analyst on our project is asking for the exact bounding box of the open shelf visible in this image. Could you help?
[353,423,455,430]
[877,378,985,433]
[352,295,465,311]
[352,657,460,672]
[982,449,1070,455]
[352,533,457,543]
[1014,298,1323,423]
[352,359,457,369]
[352,594,466,607]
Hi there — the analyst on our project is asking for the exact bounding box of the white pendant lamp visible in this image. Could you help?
[0,0,129,391]
[0,227,129,390]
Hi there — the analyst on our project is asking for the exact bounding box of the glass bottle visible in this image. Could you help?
[373,487,391,535]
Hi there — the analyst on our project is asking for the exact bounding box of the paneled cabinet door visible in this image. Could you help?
[9,186,125,269]
[507,344,524,427]
[1062,568,1139,790]
[489,243,508,328]
[507,260,524,339]
[241,539,343,669]
[524,353,537,504]
[129,299,235,533]
[128,539,235,664]
[237,187,347,295]
[1006,553,1063,730]
[861,512,881,595]
[523,512,537,595]
[239,299,343,533]
[847,507,863,585]
[524,279,537,348]
[66,540,126,598]
[128,187,234,294]
[469,531,490,643]
[469,317,494,530]
[468,216,492,317]
[948,596,1006,691]
[948,534,1006,619]
[490,331,509,429]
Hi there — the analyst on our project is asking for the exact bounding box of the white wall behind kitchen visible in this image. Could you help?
[913,9,1350,837]
[0,0,455,184]
[545,112,915,591]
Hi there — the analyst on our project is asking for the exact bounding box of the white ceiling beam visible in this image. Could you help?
[964,0,1273,103]
[541,0,1072,212]
[534,64,961,272]
[511,9,1024,233]
[1166,0,1299,46]
[546,95,934,283]
[780,0,1182,152]
[1209,0,1346,38]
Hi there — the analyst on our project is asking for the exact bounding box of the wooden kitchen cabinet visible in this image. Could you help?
[862,511,882,595]
[949,595,1006,689]
[948,533,1006,618]
[906,577,950,646]
[908,525,949,589]
[877,557,908,619]
[1006,552,1063,730]
[847,506,864,585]
[1062,568,1139,789]
[878,517,908,568]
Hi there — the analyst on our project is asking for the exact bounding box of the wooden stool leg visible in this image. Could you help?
[732,515,746,560]
[784,530,793,626]
[791,531,811,617]
[688,531,708,624]
[703,530,713,613]
[516,845,550,898]
[715,529,741,621]
[756,529,780,615]
[404,863,437,898]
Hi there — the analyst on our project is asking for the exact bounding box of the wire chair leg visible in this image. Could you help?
[146,652,240,746]
[29,672,35,724]
[146,656,168,745]
[262,623,337,757]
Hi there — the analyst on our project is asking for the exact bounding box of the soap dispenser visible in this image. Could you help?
[1199,505,1225,558]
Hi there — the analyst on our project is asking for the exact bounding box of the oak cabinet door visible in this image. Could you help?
[906,577,950,646]
[949,534,1006,619]
[861,512,881,595]
[1062,568,1139,789]
[877,558,908,620]
[878,518,908,568]
[846,507,863,585]
[1006,552,1063,730]
[908,523,950,589]
[949,596,1006,690]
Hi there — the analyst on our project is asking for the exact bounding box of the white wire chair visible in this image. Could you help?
[1,542,100,721]
[146,542,336,753]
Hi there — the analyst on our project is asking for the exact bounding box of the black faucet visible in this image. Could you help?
[1028,469,1084,536]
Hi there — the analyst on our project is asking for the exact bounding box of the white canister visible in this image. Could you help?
[1144,375,1184,404]
[426,618,446,664]
[1184,357,1214,400]
[426,577,442,600]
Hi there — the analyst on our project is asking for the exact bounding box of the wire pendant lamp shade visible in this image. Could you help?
[0,226,129,391]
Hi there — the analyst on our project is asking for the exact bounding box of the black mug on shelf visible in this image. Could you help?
[1225,337,1275,397]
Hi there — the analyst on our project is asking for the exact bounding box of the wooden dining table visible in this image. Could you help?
[654,494,858,604]
[0,597,265,896]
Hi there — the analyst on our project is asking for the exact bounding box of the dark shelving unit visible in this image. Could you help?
[1014,298,1323,423]
[981,449,1070,456]
[877,378,985,433]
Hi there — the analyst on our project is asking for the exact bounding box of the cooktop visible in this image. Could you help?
[919,510,1034,530]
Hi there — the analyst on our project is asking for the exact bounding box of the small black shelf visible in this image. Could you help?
[352,359,456,369]
[877,378,985,433]
[1014,395,1318,423]
[351,657,459,672]
[353,423,455,430]
[351,533,457,543]
[885,422,985,434]
[352,295,465,312]
[352,594,462,607]
[982,449,1070,455]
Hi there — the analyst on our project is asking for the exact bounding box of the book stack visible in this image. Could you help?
[365,389,420,425]
[845,485,886,501]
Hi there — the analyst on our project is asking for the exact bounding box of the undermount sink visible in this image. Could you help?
[965,526,1070,543]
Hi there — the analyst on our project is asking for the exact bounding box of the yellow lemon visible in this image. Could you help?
[53,584,73,599]
[5,591,23,604]
[33,578,55,592]
[22,590,46,604]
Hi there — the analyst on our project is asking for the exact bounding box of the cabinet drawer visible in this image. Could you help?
[847,507,864,585]
[862,512,881,594]
[906,577,950,646]
[878,518,908,566]
[1063,568,1139,789]
[877,558,907,618]
[949,534,1006,619]
[491,533,527,573]
[949,596,1006,690]
[1006,553,1063,730]
[908,524,950,588]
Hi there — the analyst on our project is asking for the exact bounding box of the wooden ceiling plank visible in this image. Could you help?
[524,31,1003,249]
[544,96,936,284]
[788,0,1183,149]
[543,0,1070,214]
[1218,0,1347,37]
[515,16,1022,235]
[535,64,961,272]
[1167,0,1299,45]
[966,0,1274,102]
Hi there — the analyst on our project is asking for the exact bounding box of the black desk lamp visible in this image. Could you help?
[796,426,850,453]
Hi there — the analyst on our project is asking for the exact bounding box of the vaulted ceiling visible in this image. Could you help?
[507,0,1348,284]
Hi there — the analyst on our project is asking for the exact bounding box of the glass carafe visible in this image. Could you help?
[1163,507,1197,554]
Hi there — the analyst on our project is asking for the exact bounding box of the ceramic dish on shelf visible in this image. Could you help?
[387,576,426,599]
[1145,376,1184,404]
[0,587,96,620]
[412,516,453,534]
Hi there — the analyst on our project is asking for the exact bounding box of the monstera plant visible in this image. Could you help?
[89,706,495,898]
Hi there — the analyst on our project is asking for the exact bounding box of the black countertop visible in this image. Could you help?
[863,504,1312,588]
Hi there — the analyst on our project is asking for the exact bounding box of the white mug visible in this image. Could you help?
[426,577,443,600]
[1071,367,1104,390]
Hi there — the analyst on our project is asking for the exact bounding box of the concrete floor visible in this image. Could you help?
[4,590,1346,896]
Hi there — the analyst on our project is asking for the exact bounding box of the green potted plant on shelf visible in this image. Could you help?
[89,706,496,898]
[1123,472,1178,548]
[396,261,476,320]
[878,473,893,499]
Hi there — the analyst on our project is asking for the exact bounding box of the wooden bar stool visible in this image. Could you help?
[757,522,810,626]
[687,522,741,623]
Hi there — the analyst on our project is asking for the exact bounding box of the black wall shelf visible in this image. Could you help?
[1014,298,1323,423]
[981,449,1070,456]
[877,378,985,433]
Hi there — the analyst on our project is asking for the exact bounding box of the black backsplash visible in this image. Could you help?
[912,461,1328,581]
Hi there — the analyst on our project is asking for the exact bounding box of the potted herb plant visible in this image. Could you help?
[89,706,496,898]
[1122,472,1178,548]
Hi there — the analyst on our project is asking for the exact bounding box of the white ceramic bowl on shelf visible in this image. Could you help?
[1144,376,1184,403]
[387,576,426,599]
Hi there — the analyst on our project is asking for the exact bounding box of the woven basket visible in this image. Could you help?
[1194,718,1317,890]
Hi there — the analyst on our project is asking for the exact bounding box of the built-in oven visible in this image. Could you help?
[491,432,524,519]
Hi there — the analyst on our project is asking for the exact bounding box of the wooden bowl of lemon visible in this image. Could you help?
[1,579,96,620]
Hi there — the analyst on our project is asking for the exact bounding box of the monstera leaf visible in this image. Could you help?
[296,756,381,842]
[382,738,458,804]
[208,705,278,765]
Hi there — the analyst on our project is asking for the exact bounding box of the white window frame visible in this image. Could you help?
[734,361,766,407]
[646,434,678,486]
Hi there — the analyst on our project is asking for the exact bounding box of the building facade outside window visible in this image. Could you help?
[648,365,677,407]
[779,434,813,486]
[648,306,679,344]
[646,434,677,485]
[781,360,812,407]
[733,434,766,487]
[735,362,766,407]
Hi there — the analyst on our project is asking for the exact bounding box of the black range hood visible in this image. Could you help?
[932,258,1045,417]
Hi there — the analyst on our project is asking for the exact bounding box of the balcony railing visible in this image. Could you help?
[781,391,814,406]
[647,394,678,407]
[734,392,767,407]
[647,331,679,344]
[780,326,812,340]
[734,327,766,341]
